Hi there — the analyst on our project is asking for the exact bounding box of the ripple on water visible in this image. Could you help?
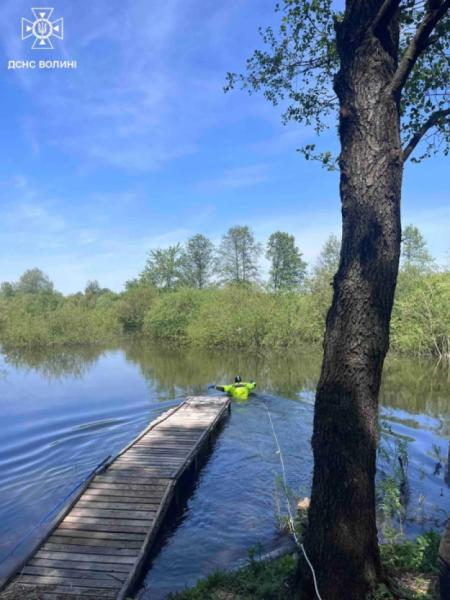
[0,344,449,596]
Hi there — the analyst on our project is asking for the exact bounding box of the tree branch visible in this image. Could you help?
[402,107,450,161]
[389,0,450,97]
[371,0,401,33]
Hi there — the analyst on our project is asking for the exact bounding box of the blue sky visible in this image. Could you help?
[0,0,448,293]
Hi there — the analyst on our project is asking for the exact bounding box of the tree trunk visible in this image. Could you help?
[300,3,403,599]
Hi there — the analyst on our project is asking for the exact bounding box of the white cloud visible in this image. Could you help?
[0,0,251,172]
[198,164,271,193]
[13,203,67,233]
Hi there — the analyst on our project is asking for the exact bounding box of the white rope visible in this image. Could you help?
[263,400,323,600]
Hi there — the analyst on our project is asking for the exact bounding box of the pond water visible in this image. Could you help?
[0,339,449,598]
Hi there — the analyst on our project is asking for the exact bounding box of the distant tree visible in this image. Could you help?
[140,244,185,290]
[16,268,54,294]
[217,225,261,284]
[310,234,341,310]
[124,278,140,291]
[84,280,102,295]
[0,282,15,298]
[402,224,434,271]
[266,231,307,290]
[183,234,214,288]
[311,233,341,290]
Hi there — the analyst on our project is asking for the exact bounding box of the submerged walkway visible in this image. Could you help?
[0,396,230,600]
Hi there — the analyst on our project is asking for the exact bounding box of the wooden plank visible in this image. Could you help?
[124,449,187,456]
[50,529,144,542]
[144,430,203,437]
[88,482,169,493]
[76,500,160,511]
[105,468,176,477]
[49,534,142,549]
[70,508,157,520]
[29,558,131,573]
[15,583,116,598]
[134,442,194,450]
[97,476,170,490]
[34,551,137,565]
[137,435,197,442]
[62,516,153,527]
[91,475,174,485]
[18,574,122,590]
[134,442,194,447]
[107,465,175,473]
[153,424,205,429]
[58,521,149,535]
[144,433,202,439]
[52,527,145,543]
[112,462,181,469]
[42,543,138,557]
[98,473,176,482]
[115,454,183,461]
[113,461,183,467]
[82,490,165,501]
[22,566,127,582]
[120,447,186,460]
[115,450,185,458]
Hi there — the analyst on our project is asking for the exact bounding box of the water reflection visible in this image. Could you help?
[0,339,449,596]
[122,337,322,401]
[3,339,449,418]
[1,345,107,380]
[382,355,450,418]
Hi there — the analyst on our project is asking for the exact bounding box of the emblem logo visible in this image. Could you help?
[21,8,64,50]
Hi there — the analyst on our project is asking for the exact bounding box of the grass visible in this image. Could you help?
[169,534,441,600]
[169,553,297,600]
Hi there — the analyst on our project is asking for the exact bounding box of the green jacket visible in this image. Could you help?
[215,382,256,401]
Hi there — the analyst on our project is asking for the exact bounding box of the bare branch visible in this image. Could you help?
[402,107,450,161]
[389,0,450,97]
[371,0,401,33]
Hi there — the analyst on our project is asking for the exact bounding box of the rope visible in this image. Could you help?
[263,400,323,600]
[0,455,111,567]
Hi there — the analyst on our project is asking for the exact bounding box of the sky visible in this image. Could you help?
[0,0,448,293]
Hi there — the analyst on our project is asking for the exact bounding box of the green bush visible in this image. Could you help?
[1,269,449,355]
[143,288,204,341]
[391,272,450,359]
[186,286,275,349]
[0,293,120,348]
[380,531,441,574]
[115,285,158,330]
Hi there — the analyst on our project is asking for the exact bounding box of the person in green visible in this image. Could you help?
[213,376,256,401]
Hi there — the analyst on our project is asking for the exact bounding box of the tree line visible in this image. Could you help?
[0,223,447,360]
[0,223,436,300]
[128,226,308,291]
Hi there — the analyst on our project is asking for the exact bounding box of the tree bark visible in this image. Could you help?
[299,3,403,599]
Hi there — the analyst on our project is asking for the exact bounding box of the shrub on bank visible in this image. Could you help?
[186,286,275,348]
[0,293,120,348]
[1,270,449,357]
[391,272,450,360]
[143,288,205,341]
[115,285,158,331]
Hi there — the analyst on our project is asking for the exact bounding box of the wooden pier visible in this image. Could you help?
[0,396,231,600]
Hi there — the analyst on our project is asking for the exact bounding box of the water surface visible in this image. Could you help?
[0,340,448,597]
